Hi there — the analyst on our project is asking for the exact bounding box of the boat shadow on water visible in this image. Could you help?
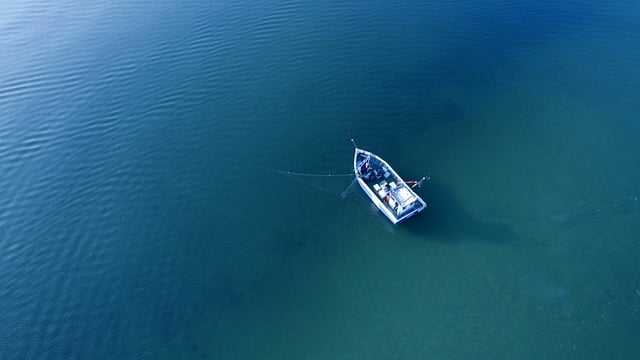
[403,180,518,244]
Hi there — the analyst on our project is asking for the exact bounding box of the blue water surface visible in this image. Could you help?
[1,0,639,358]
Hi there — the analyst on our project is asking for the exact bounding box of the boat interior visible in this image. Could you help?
[356,152,420,216]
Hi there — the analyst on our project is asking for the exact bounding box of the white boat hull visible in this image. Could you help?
[353,148,426,224]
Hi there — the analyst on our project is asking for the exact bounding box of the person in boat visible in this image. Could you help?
[359,156,371,175]
[360,157,375,180]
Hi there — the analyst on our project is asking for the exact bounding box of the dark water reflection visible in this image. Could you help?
[406,180,518,244]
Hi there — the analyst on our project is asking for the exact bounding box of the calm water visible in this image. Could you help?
[2,0,639,358]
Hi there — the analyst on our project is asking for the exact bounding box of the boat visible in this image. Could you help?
[353,146,427,224]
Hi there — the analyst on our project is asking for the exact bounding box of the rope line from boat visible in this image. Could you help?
[339,177,359,199]
[236,158,354,178]
[225,156,358,198]
[270,169,354,177]
[272,168,357,199]
[264,166,358,199]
